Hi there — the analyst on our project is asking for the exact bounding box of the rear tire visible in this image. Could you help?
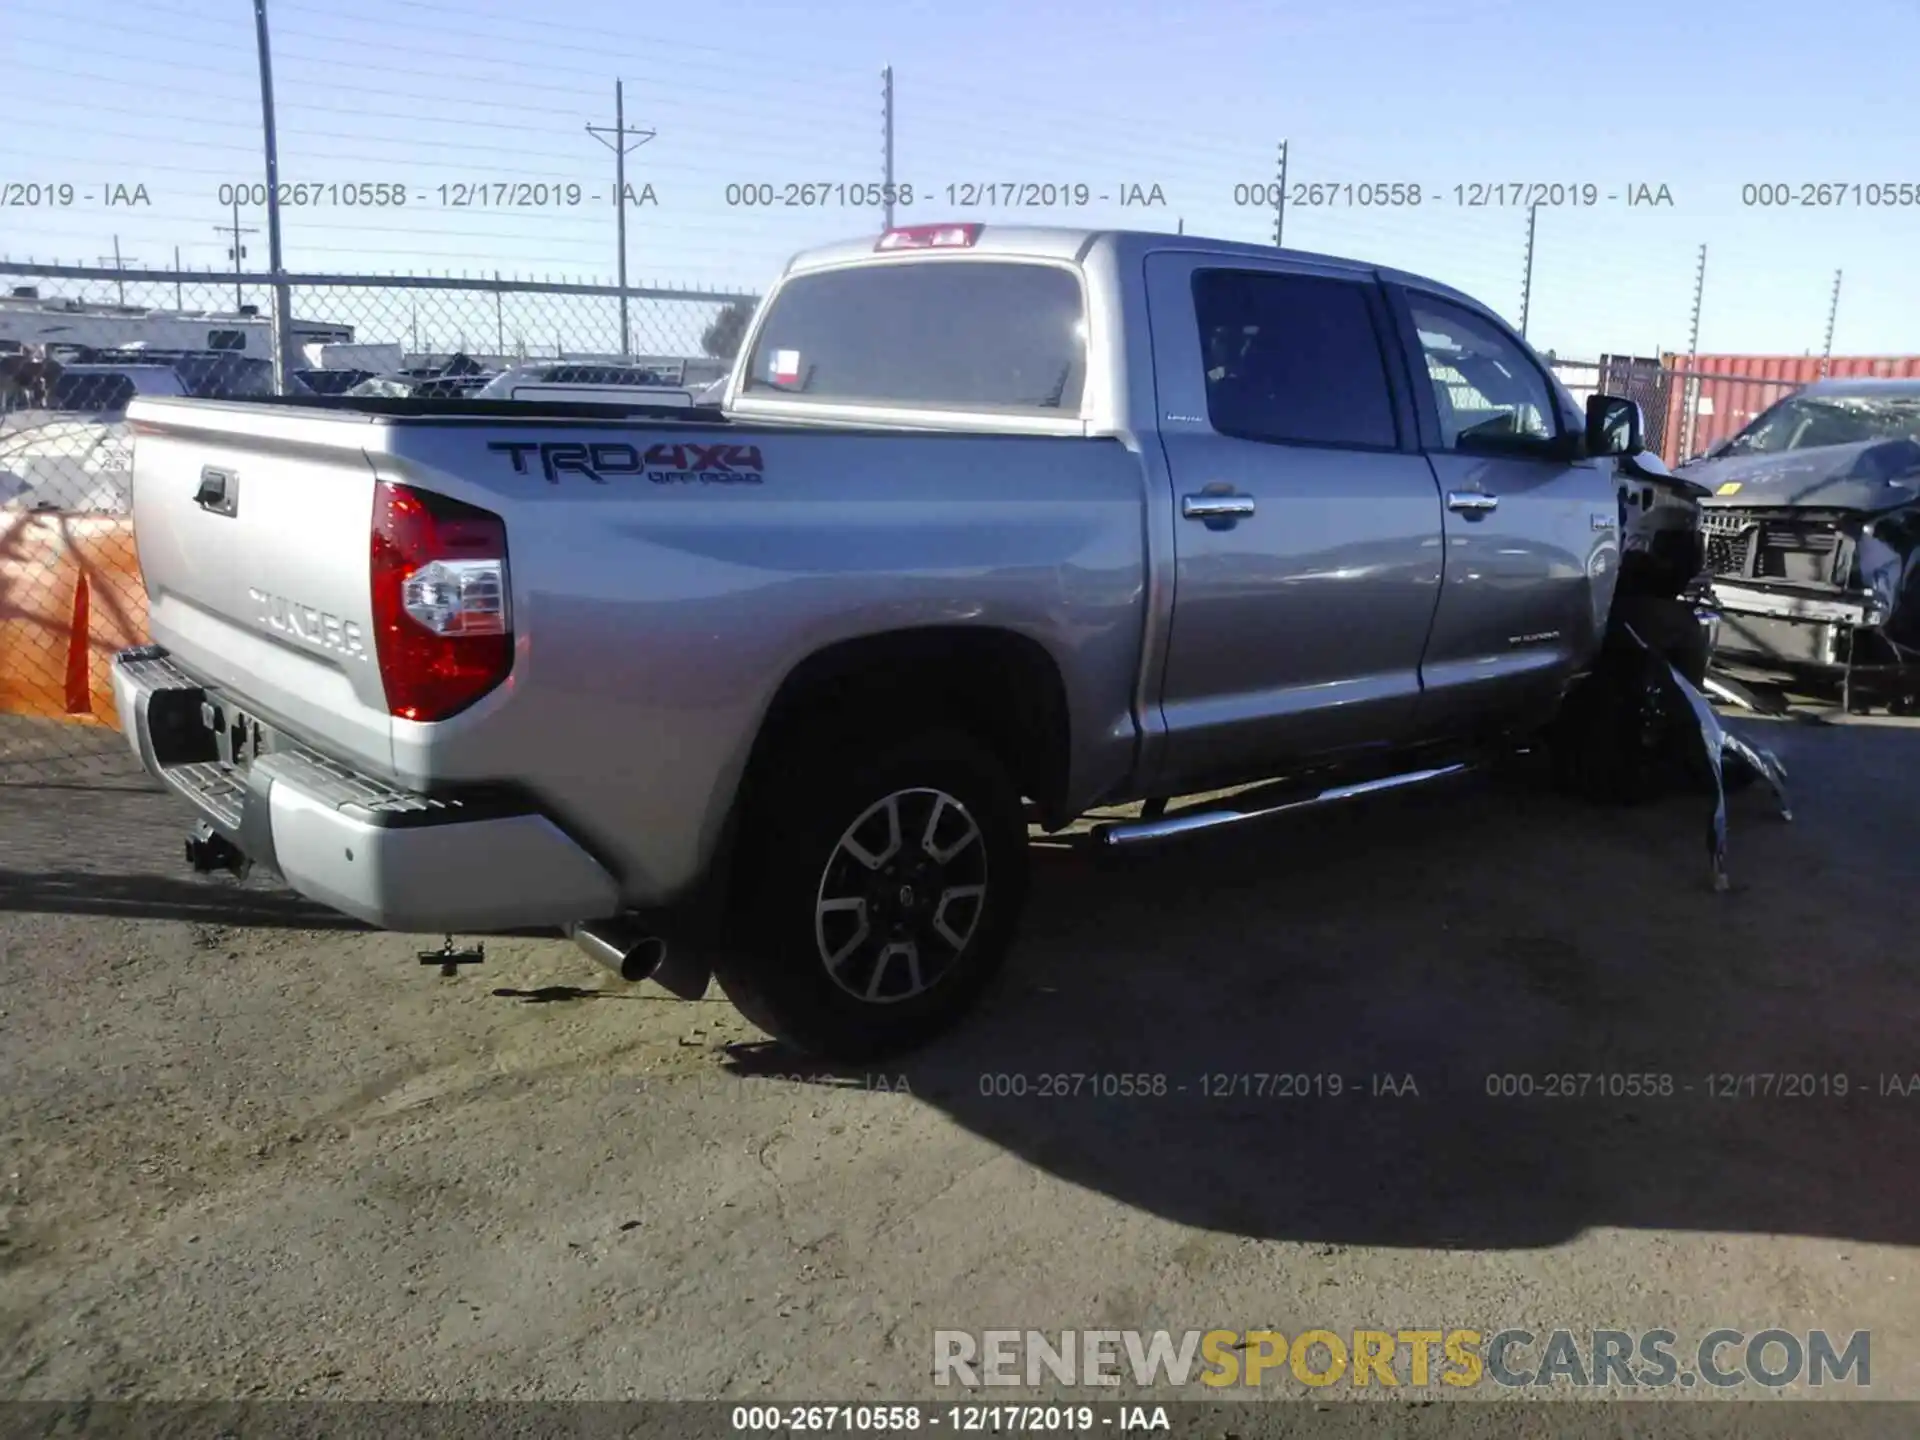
[715,728,1030,1061]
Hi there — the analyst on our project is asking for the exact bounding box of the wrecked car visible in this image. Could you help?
[1683,377,1920,713]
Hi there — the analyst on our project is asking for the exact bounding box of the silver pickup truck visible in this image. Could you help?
[113,223,1704,1059]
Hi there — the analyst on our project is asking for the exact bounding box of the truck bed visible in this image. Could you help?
[121,394,1148,911]
[177,393,1040,435]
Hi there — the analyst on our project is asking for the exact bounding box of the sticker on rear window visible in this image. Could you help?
[770,349,801,384]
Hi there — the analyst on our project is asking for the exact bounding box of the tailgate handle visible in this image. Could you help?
[194,466,238,517]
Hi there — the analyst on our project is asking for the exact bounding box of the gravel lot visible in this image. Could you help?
[3,705,1919,1403]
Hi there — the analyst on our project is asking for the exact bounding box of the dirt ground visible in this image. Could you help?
[3,704,1920,1403]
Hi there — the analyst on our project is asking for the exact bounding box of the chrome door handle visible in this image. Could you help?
[1182,492,1257,521]
[1446,490,1498,516]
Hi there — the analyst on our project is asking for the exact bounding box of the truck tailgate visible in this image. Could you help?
[128,399,395,772]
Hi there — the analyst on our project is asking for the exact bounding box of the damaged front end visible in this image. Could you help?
[1691,436,1920,713]
[1550,442,1791,890]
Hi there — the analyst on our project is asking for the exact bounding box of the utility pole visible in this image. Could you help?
[494,274,505,358]
[1518,204,1538,338]
[173,246,183,310]
[215,200,258,310]
[97,237,137,306]
[252,0,294,392]
[1820,269,1843,377]
[881,66,896,231]
[1680,243,1708,460]
[1272,140,1289,247]
[586,79,656,358]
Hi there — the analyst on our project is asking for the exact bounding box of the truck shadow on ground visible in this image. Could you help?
[736,716,1920,1250]
[0,867,367,929]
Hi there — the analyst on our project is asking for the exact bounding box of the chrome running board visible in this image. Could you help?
[1093,764,1472,847]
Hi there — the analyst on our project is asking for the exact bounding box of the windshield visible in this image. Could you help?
[1723,394,1920,456]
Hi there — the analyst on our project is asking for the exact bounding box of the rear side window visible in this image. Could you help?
[743,261,1086,413]
[1191,269,1399,449]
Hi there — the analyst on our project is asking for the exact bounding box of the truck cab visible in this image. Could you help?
[729,224,1622,792]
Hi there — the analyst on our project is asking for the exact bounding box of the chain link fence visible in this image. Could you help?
[1553,356,1805,466]
[1,262,753,780]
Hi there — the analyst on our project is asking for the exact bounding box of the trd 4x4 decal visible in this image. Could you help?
[489,440,766,485]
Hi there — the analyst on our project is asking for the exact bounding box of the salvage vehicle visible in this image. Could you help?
[110,224,1779,1059]
[1682,377,1920,713]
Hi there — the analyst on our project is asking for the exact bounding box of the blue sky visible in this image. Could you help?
[4,0,1918,360]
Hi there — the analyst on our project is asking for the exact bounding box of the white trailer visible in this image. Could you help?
[304,341,404,372]
[0,294,353,362]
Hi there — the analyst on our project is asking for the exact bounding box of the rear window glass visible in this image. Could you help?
[742,261,1086,413]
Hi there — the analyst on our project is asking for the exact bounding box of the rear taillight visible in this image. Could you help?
[370,481,512,722]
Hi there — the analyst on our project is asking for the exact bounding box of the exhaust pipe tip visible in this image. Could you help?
[617,935,667,983]
[570,920,667,984]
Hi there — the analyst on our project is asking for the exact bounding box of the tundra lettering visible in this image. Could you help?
[248,587,366,659]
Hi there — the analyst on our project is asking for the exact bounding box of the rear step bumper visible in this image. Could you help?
[110,646,619,933]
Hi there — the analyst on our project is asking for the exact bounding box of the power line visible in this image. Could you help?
[215,200,260,308]
[266,0,872,78]
[586,80,655,357]
[253,0,297,389]
[96,237,140,305]
[7,22,875,117]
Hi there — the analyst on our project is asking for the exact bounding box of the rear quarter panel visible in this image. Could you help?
[365,421,1149,905]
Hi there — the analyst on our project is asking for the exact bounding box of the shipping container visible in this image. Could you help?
[1661,353,1920,464]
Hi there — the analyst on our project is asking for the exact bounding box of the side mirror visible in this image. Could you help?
[1586,393,1643,457]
